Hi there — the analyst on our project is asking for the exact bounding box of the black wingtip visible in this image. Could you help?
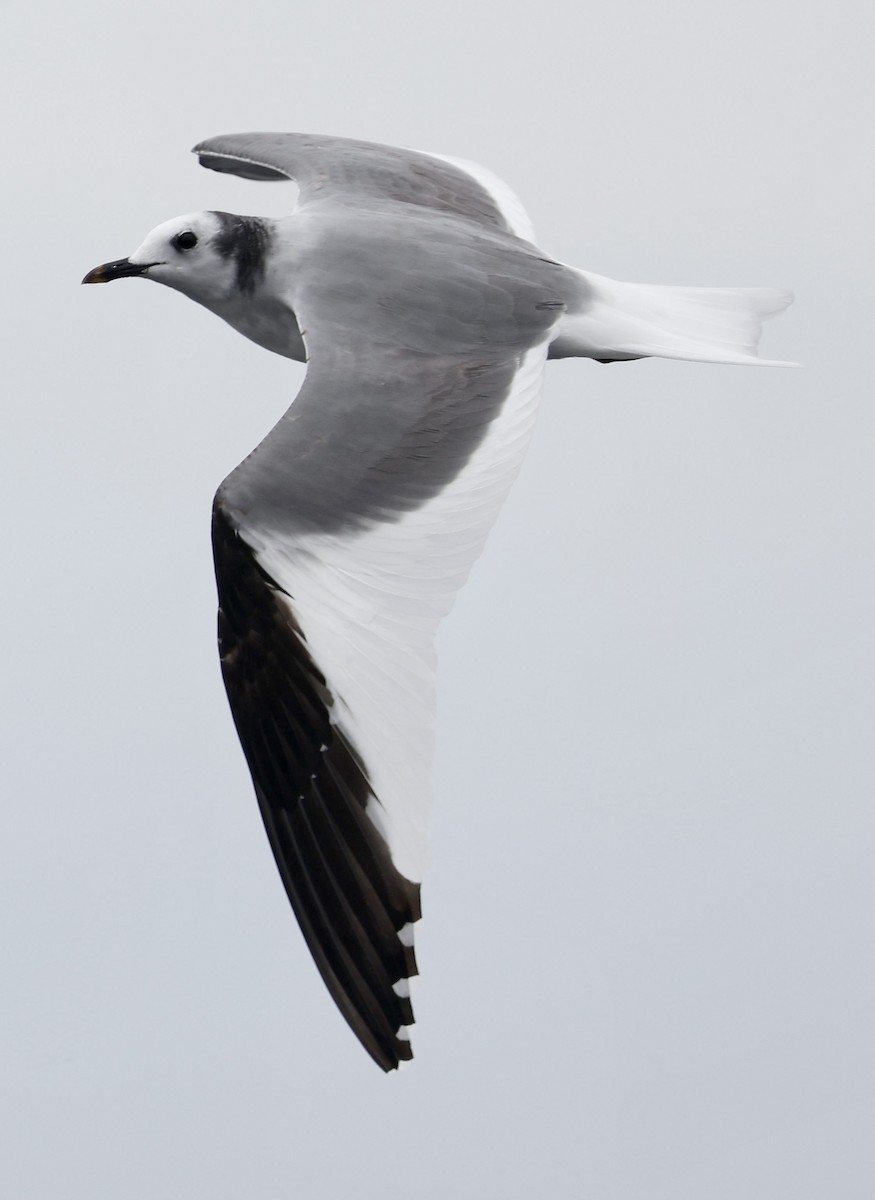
[371,1038,414,1073]
[213,499,424,1071]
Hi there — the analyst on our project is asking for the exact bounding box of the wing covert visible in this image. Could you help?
[193,131,522,235]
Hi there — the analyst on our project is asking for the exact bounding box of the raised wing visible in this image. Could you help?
[193,131,530,238]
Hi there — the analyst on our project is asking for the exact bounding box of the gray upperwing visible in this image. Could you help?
[219,347,526,535]
[193,131,519,234]
[216,211,571,534]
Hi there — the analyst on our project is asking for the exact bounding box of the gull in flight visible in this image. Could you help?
[83,132,793,1070]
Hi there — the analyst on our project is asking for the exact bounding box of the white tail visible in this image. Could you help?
[550,269,796,366]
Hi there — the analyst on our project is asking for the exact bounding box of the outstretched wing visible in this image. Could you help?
[193,131,536,240]
[213,331,552,1070]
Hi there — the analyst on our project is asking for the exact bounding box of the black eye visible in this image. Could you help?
[173,231,198,251]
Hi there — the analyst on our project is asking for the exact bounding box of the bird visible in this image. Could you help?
[82,132,794,1071]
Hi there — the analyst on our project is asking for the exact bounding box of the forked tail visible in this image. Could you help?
[549,269,796,366]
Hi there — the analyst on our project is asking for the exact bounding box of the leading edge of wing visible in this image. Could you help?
[191,132,524,235]
[212,501,421,1072]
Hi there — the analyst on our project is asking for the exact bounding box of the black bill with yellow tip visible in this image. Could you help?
[81,258,158,284]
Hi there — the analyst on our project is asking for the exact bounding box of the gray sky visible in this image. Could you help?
[2,1,872,1197]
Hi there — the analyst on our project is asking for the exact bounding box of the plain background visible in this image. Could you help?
[2,1,872,1197]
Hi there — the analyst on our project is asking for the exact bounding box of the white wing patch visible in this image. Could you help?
[421,149,538,244]
[245,341,549,883]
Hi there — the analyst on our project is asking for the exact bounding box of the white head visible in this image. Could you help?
[83,210,275,307]
[82,209,305,358]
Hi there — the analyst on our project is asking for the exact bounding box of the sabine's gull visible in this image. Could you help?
[83,132,794,1070]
